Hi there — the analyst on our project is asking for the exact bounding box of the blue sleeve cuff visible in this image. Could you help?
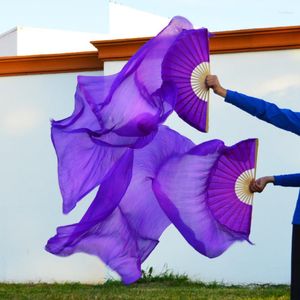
[273,174,300,187]
[273,175,282,186]
[224,90,236,104]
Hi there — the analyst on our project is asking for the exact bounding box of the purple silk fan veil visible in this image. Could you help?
[47,16,194,284]
[47,126,194,284]
[47,15,257,285]
[47,131,257,283]
[153,138,257,257]
[51,16,193,214]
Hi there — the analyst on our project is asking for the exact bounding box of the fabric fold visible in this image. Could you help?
[47,15,257,285]
[152,139,256,258]
[51,16,194,214]
[46,126,194,284]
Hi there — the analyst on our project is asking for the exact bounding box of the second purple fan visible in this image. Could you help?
[162,28,210,132]
[153,138,258,258]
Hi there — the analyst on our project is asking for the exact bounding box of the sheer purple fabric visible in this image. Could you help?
[51,16,193,214]
[46,126,194,284]
[153,139,256,258]
[47,16,256,285]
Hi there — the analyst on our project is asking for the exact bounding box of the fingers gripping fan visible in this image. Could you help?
[207,138,259,236]
[162,28,210,132]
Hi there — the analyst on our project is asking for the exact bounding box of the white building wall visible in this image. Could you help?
[0,71,106,283]
[0,3,169,56]
[108,2,169,38]
[0,27,108,56]
[0,28,18,56]
[0,49,300,284]
[16,27,107,55]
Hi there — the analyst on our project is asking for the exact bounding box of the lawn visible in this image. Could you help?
[0,271,290,300]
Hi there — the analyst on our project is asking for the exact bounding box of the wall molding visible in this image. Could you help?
[1,25,299,77]
[92,25,300,61]
[91,37,151,61]
[210,26,300,54]
[0,51,103,77]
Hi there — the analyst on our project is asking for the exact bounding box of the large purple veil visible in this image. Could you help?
[46,16,256,284]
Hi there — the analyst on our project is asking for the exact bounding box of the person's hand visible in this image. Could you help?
[249,176,275,193]
[205,75,227,98]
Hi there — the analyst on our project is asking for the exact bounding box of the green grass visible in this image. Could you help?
[0,269,290,300]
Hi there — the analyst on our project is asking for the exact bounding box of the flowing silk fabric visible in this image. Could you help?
[51,16,193,214]
[47,16,256,285]
[46,126,194,284]
[153,139,256,258]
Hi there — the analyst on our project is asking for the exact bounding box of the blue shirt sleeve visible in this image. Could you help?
[274,174,300,187]
[225,90,300,136]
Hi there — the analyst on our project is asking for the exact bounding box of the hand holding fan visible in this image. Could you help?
[162,28,210,132]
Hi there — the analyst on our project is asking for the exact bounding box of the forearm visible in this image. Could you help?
[264,176,275,184]
[214,86,227,98]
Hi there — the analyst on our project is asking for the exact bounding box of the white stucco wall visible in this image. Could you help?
[108,2,169,38]
[0,26,108,56]
[0,28,17,56]
[16,27,107,55]
[1,48,300,284]
[0,71,106,283]
[0,2,169,56]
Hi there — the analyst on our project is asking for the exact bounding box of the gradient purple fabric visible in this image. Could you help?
[47,16,256,284]
[51,16,193,214]
[153,139,257,258]
[47,126,193,284]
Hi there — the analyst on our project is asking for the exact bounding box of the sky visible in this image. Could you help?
[0,0,299,34]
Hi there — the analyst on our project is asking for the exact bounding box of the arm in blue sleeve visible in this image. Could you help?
[225,90,300,136]
[274,174,300,187]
